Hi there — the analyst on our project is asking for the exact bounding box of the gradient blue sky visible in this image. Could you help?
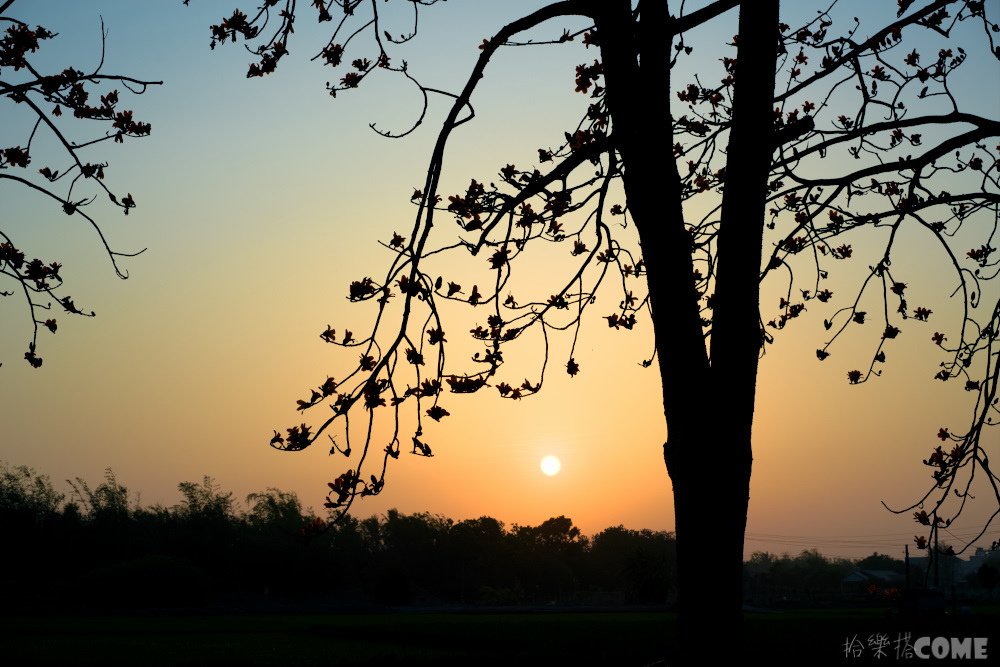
[2,1,998,558]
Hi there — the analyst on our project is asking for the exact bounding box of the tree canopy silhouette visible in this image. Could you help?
[2,461,682,611]
[192,0,999,659]
[0,0,159,368]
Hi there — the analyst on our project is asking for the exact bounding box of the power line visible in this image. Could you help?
[743,527,1000,554]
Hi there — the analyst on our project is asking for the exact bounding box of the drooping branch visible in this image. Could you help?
[757,1,1000,556]
[0,4,161,368]
[196,0,1000,555]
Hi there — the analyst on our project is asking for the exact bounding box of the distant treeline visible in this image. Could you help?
[1,463,674,609]
[2,464,997,610]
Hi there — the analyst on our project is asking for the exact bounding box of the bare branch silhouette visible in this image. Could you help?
[0,3,161,368]
[195,0,998,659]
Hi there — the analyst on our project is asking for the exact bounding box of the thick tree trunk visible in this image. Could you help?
[596,1,779,662]
[666,422,751,661]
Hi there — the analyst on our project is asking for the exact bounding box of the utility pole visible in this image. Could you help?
[934,529,940,589]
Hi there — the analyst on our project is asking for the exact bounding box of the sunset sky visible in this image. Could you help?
[2,0,998,559]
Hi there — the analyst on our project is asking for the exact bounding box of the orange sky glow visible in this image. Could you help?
[2,1,998,560]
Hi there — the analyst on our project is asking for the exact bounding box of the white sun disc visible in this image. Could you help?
[540,455,562,476]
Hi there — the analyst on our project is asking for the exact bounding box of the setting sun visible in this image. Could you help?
[540,455,561,477]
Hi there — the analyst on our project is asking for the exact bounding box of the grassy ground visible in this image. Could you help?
[3,607,997,666]
[3,611,670,667]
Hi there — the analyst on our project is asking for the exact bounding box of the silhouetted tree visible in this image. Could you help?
[792,548,855,595]
[0,1,159,368]
[589,525,676,603]
[446,516,511,602]
[176,476,237,522]
[745,548,900,604]
[68,467,132,523]
[193,0,999,659]
[857,551,906,573]
[0,463,66,598]
[0,461,63,519]
[246,486,306,529]
[370,509,453,602]
[510,515,588,602]
[977,560,999,592]
[36,465,972,615]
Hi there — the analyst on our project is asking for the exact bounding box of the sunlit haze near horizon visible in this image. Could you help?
[2,1,998,560]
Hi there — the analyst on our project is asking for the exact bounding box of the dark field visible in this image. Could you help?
[4,608,997,666]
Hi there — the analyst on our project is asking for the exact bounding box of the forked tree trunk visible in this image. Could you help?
[597,1,779,662]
